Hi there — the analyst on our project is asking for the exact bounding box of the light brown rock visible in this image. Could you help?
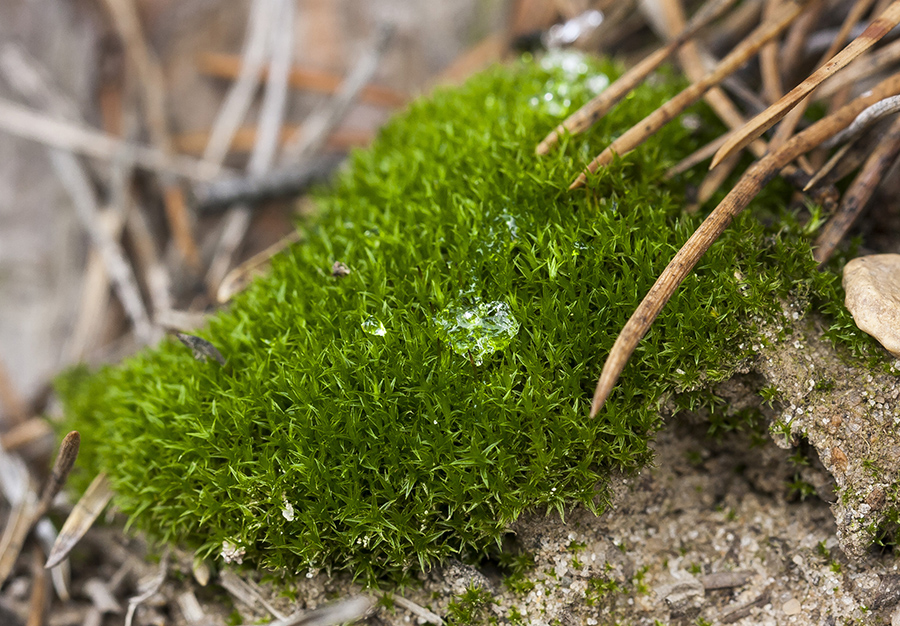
[843,254,900,357]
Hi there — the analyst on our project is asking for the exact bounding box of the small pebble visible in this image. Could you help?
[843,254,900,356]
[783,598,802,615]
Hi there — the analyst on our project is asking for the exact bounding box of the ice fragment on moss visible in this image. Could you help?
[435,299,520,365]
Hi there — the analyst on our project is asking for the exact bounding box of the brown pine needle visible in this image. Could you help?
[535,0,739,155]
[710,0,900,169]
[589,70,900,417]
[814,113,900,264]
[570,0,809,189]
[803,142,854,190]
[45,473,113,569]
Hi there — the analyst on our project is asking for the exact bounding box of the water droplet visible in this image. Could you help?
[586,74,609,94]
[362,317,387,336]
[540,50,590,79]
[281,494,295,521]
[435,299,520,365]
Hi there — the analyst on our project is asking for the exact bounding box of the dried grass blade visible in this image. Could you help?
[45,473,113,569]
[711,0,900,168]
[217,230,303,303]
[570,0,808,189]
[814,113,900,263]
[0,498,39,585]
[589,70,900,416]
[536,0,738,155]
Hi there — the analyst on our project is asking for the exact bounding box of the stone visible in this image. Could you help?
[843,254,900,357]
[782,598,802,615]
[658,577,705,619]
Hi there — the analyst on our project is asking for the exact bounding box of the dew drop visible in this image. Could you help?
[362,317,387,336]
[434,299,520,365]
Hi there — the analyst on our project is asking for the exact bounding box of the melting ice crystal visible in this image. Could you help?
[435,300,520,365]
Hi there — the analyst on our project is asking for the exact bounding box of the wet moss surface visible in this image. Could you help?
[58,53,860,581]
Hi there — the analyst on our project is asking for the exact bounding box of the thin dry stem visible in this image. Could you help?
[196,52,408,107]
[814,112,900,263]
[100,0,200,268]
[590,70,900,417]
[202,0,276,168]
[570,0,809,189]
[711,0,900,168]
[536,0,738,155]
[0,97,220,180]
[767,0,876,151]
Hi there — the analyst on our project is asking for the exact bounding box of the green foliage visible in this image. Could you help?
[445,585,495,625]
[58,53,849,581]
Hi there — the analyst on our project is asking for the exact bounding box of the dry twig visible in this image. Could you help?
[589,70,900,417]
[570,0,809,189]
[100,0,200,268]
[206,0,297,293]
[814,112,900,263]
[711,0,900,168]
[196,52,408,107]
[0,97,220,180]
[536,0,738,155]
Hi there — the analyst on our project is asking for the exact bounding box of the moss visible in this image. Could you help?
[58,53,854,581]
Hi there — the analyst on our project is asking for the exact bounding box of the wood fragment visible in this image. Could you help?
[194,155,343,213]
[779,2,823,83]
[814,113,900,264]
[26,546,49,626]
[219,568,287,620]
[84,578,124,614]
[759,0,785,104]
[282,23,394,163]
[536,0,738,155]
[375,591,443,625]
[196,52,408,107]
[711,0,900,169]
[570,0,809,189]
[0,498,39,586]
[816,36,900,100]
[176,590,206,624]
[702,570,754,590]
[266,596,374,626]
[589,70,900,417]
[124,550,169,626]
[46,473,114,569]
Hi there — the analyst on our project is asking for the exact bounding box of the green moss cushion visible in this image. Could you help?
[59,53,832,581]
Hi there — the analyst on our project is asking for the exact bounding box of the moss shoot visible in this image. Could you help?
[58,53,854,581]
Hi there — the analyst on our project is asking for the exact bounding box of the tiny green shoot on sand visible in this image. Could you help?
[58,53,864,582]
